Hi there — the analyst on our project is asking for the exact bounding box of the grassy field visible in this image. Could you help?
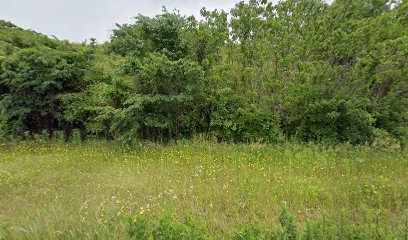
[0,140,407,239]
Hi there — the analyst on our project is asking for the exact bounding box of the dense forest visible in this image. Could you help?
[0,0,407,145]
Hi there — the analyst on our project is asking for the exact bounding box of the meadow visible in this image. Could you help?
[0,140,407,239]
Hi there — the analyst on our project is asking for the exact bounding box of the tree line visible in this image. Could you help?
[0,0,407,145]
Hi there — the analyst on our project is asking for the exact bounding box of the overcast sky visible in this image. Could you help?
[0,0,333,43]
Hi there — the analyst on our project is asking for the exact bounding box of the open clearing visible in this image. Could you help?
[0,141,407,239]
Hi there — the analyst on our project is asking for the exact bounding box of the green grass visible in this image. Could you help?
[0,140,407,239]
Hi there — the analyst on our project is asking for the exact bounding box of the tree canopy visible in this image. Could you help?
[1,0,407,145]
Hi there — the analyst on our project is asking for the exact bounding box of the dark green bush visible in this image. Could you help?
[209,88,283,143]
[296,98,376,144]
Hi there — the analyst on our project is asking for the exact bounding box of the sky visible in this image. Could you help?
[0,0,332,43]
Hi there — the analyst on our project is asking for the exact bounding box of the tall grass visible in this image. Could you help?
[0,140,407,239]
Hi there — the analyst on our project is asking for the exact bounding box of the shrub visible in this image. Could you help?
[153,215,210,240]
[52,131,65,143]
[209,88,283,143]
[70,129,82,143]
[279,208,298,240]
[296,98,376,144]
[127,215,150,240]
[302,221,323,240]
[233,224,276,240]
[33,129,51,143]
[370,129,401,150]
[127,215,209,240]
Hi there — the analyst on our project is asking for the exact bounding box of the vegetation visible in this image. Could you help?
[0,0,407,239]
[0,140,407,239]
[1,0,406,145]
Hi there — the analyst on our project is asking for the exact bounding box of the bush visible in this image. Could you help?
[33,130,50,143]
[127,215,210,240]
[153,215,209,240]
[70,129,82,143]
[279,208,298,240]
[370,129,401,150]
[209,88,283,143]
[295,98,376,144]
[302,221,323,240]
[127,215,150,240]
[233,224,276,240]
[23,131,32,141]
[52,131,65,143]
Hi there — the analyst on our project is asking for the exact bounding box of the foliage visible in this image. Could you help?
[127,215,150,239]
[279,207,298,240]
[209,88,283,143]
[0,45,89,138]
[1,0,407,144]
[127,215,210,240]
[233,224,276,240]
[295,98,376,144]
[302,221,323,240]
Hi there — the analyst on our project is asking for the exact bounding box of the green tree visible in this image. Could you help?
[0,45,89,138]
